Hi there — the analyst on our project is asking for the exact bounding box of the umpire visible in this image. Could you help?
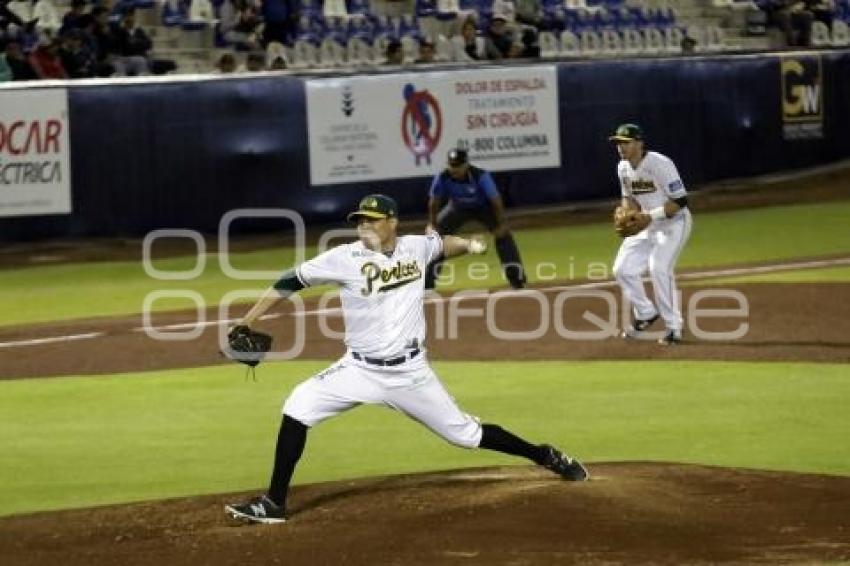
[425,148,527,289]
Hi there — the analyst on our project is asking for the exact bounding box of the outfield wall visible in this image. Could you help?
[1,50,846,240]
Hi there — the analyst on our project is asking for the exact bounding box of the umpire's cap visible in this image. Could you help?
[447,147,469,166]
[609,123,644,142]
[347,194,398,221]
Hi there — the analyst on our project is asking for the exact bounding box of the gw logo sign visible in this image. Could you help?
[781,56,823,140]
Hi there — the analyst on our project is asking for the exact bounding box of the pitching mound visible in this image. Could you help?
[2,463,848,565]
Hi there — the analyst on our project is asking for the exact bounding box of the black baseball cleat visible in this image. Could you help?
[225,495,287,524]
[621,314,660,339]
[658,329,682,346]
[540,445,589,481]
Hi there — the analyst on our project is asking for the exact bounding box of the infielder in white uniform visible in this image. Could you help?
[225,194,588,524]
[609,124,693,345]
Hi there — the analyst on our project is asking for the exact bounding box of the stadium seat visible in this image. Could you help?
[664,26,684,53]
[538,30,560,57]
[372,34,391,63]
[622,27,643,53]
[347,0,372,18]
[600,28,623,53]
[346,36,373,65]
[324,0,349,19]
[703,25,725,51]
[811,21,831,47]
[161,0,186,27]
[643,26,665,53]
[435,33,455,60]
[559,29,581,55]
[579,29,602,54]
[187,0,215,25]
[319,36,347,66]
[291,39,320,68]
[400,34,420,61]
[832,19,850,46]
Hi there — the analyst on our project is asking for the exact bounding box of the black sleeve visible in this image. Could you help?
[273,268,306,293]
[672,196,688,208]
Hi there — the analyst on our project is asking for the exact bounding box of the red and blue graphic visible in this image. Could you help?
[401,83,442,166]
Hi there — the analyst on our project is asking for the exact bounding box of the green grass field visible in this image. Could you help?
[1,360,848,517]
[2,198,849,520]
[2,200,850,327]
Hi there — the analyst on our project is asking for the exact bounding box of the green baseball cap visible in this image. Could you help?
[347,194,398,221]
[609,123,644,142]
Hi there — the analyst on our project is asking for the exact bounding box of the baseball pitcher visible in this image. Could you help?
[224,194,588,524]
[609,124,693,345]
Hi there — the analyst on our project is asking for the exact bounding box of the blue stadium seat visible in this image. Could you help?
[399,14,422,40]
[161,0,186,27]
[348,16,374,41]
[416,0,438,18]
[347,0,372,18]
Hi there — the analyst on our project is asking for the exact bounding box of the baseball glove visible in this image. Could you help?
[225,325,272,367]
[613,206,650,238]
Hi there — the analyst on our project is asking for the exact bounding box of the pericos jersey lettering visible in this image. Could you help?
[360,260,422,295]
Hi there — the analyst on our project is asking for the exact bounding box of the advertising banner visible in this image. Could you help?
[0,88,72,217]
[306,66,560,185]
[780,55,824,141]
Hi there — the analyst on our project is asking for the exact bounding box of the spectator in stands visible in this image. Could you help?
[3,38,37,79]
[29,34,67,78]
[0,42,11,80]
[452,16,486,61]
[90,6,117,69]
[76,11,111,76]
[415,38,436,63]
[59,27,95,77]
[484,12,521,59]
[269,54,286,69]
[219,0,262,51]
[60,0,88,35]
[681,35,697,55]
[216,51,236,73]
[770,0,816,46]
[516,26,539,58]
[385,38,403,64]
[110,7,150,75]
[515,0,542,29]
[261,0,294,47]
[806,0,835,28]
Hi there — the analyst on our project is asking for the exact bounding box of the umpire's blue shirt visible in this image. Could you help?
[429,167,499,210]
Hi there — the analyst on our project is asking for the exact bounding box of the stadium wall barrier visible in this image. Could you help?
[0,50,846,240]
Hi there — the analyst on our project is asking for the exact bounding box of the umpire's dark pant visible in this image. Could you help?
[425,203,526,290]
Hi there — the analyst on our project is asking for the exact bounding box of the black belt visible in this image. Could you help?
[351,349,420,367]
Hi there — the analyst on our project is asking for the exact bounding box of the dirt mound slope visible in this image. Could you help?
[2,463,848,565]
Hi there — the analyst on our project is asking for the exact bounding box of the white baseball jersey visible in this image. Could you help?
[283,232,483,448]
[617,151,687,217]
[295,233,442,358]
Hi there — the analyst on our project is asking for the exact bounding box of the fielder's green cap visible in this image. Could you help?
[347,194,398,221]
[609,123,644,142]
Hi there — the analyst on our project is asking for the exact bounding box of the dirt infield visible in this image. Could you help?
[1,280,848,379]
[2,463,849,566]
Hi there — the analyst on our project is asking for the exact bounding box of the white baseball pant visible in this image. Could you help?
[613,210,693,331]
[283,354,483,449]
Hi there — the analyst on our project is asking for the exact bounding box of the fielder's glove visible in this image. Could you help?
[225,325,273,368]
[613,206,650,238]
